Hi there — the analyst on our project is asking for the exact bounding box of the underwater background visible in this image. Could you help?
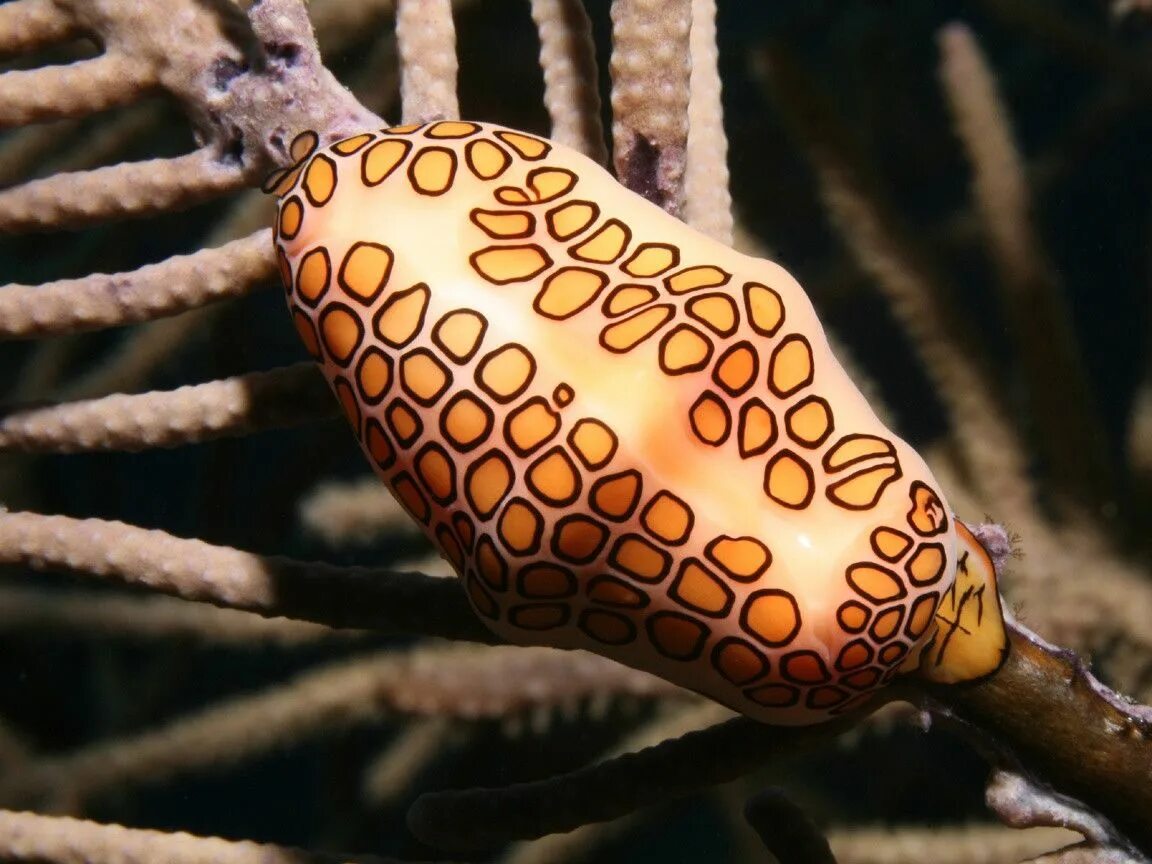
[0,0,1149,861]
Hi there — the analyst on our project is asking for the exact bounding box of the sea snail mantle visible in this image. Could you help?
[268,120,1009,725]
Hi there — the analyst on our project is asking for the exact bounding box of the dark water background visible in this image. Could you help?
[0,1,1148,860]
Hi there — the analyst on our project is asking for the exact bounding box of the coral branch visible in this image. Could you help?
[927,622,1152,854]
[0,0,79,56]
[0,231,274,338]
[609,0,691,216]
[743,789,838,864]
[234,0,386,157]
[53,195,276,401]
[0,586,348,646]
[0,55,155,129]
[0,149,250,233]
[407,613,1152,854]
[0,364,335,452]
[529,0,607,163]
[298,476,419,547]
[407,713,855,850]
[0,810,405,864]
[937,22,1112,507]
[684,0,733,244]
[361,718,460,806]
[0,645,678,808]
[825,825,1082,864]
[0,510,493,642]
[395,0,459,124]
[757,44,1035,523]
[497,702,731,864]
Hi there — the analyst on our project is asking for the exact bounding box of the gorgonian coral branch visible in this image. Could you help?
[407,711,859,851]
[683,0,733,244]
[0,231,273,337]
[529,0,607,163]
[609,0,691,214]
[0,809,405,864]
[0,0,78,56]
[0,644,681,810]
[937,22,1112,508]
[0,586,348,646]
[0,55,155,128]
[0,149,250,232]
[927,623,1152,853]
[0,364,335,452]
[408,615,1152,854]
[0,511,491,641]
[395,0,459,124]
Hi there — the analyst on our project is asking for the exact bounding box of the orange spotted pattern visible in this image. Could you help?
[271,121,967,725]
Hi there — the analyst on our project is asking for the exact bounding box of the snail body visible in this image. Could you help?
[270,120,1007,724]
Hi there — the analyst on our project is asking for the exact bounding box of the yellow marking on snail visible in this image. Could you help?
[270,121,1008,725]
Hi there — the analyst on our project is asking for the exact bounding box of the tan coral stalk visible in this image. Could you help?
[361,718,460,806]
[0,149,250,232]
[826,825,1081,864]
[530,0,607,163]
[395,0,459,123]
[0,365,334,452]
[0,644,679,809]
[0,510,491,640]
[0,231,273,338]
[938,22,1112,508]
[0,587,348,646]
[684,0,733,243]
[0,55,155,128]
[0,810,405,864]
[298,476,419,547]
[610,0,691,215]
[0,0,78,55]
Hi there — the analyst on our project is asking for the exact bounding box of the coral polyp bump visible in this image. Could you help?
[269,120,1008,725]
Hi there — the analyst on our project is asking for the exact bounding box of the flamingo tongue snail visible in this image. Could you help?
[266,120,1009,725]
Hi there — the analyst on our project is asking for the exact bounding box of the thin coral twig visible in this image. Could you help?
[361,718,461,807]
[0,55,155,128]
[298,476,420,548]
[0,810,408,864]
[0,149,250,232]
[826,824,1081,864]
[395,0,459,124]
[0,644,679,808]
[529,0,608,163]
[0,0,80,56]
[0,510,492,641]
[937,22,1111,508]
[408,713,856,850]
[0,586,350,646]
[609,0,691,216]
[0,231,274,338]
[493,702,731,864]
[744,789,838,864]
[0,365,335,452]
[684,0,733,244]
